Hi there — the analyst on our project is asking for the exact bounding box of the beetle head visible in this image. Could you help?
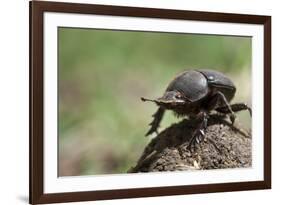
[141,91,187,108]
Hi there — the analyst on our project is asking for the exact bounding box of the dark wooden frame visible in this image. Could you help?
[29,0,271,204]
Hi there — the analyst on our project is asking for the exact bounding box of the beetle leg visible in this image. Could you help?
[188,111,208,149]
[145,107,165,136]
[212,91,236,124]
[216,103,252,117]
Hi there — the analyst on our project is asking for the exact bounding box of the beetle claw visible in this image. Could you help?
[195,136,200,144]
[230,114,236,124]
[187,130,204,151]
[186,112,208,151]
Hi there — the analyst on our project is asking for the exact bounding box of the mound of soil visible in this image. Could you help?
[128,115,251,172]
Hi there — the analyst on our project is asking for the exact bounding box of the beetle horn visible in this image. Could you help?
[141,97,158,103]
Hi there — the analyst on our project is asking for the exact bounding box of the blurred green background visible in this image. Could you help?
[58,27,252,176]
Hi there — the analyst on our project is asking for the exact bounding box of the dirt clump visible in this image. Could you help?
[128,115,251,173]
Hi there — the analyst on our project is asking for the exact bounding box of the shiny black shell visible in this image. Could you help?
[198,69,236,101]
[166,70,236,102]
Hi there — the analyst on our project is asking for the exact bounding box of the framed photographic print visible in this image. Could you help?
[29,0,271,204]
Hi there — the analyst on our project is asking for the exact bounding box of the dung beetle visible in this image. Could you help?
[141,69,251,147]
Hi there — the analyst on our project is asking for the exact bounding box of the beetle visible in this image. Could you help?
[141,69,252,147]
